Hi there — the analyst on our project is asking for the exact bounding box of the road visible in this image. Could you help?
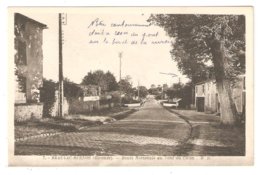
[16,97,241,156]
[16,97,192,156]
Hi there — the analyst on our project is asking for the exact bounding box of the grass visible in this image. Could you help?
[79,106,129,116]
[15,118,101,139]
[169,109,245,156]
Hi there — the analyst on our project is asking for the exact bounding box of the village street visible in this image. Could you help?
[15,96,244,156]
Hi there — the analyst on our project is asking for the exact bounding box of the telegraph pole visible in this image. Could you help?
[58,13,64,118]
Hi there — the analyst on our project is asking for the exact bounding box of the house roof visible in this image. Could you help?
[15,13,48,29]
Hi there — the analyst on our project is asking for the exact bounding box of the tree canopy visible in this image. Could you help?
[133,86,148,98]
[64,77,83,99]
[149,14,245,83]
[119,75,133,95]
[81,70,118,93]
[149,14,246,125]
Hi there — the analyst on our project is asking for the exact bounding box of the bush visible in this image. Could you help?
[104,91,121,104]
[40,79,56,117]
[99,96,111,105]
[155,95,162,100]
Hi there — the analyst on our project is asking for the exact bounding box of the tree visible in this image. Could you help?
[81,70,118,93]
[150,84,156,89]
[40,78,84,116]
[166,83,183,99]
[64,78,83,99]
[166,82,192,108]
[149,14,245,125]
[162,84,168,90]
[119,75,133,95]
[135,86,148,98]
[40,79,56,117]
[105,71,119,91]
[148,85,160,96]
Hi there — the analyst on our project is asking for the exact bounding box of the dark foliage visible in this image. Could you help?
[40,79,56,117]
[64,78,83,100]
[81,70,118,93]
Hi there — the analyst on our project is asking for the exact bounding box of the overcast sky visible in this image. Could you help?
[21,12,189,88]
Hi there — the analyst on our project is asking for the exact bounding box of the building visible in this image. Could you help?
[77,84,101,100]
[195,76,245,114]
[14,13,47,121]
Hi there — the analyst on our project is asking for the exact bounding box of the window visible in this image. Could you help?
[202,85,205,93]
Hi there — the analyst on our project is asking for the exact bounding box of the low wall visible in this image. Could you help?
[15,103,43,122]
[162,102,180,108]
[68,99,100,114]
[48,93,115,117]
[100,103,114,109]
[124,103,141,107]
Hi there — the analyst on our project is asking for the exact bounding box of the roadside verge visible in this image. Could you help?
[15,108,138,142]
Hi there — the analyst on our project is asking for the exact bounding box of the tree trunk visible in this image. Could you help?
[209,38,238,125]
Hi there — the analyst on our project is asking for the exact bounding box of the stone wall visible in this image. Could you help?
[49,95,100,117]
[15,103,43,122]
[50,96,69,117]
[99,103,114,109]
[68,99,100,114]
[47,90,116,117]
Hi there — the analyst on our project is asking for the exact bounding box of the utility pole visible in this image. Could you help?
[119,52,123,106]
[58,13,65,118]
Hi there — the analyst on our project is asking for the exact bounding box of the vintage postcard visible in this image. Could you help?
[8,7,253,166]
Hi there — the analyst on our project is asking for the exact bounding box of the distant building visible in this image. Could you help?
[195,76,245,114]
[14,13,47,121]
[77,84,101,101]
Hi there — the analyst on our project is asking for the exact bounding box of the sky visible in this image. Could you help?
[21,12,189,88]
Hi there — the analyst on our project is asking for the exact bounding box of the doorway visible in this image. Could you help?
[196,97,205,112]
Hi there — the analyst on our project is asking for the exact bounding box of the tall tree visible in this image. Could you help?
[119,75,133,95]
[149,14,245,125]
[134,86,148,98]
[105,71,119,91]
[81,70,118,93]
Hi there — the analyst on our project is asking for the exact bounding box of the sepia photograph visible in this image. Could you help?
[8,7,253,166]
